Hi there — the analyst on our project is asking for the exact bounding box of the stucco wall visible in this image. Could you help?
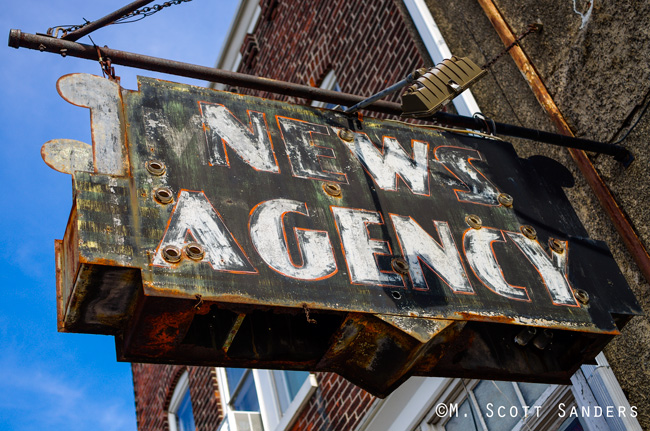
[422,0,650,427]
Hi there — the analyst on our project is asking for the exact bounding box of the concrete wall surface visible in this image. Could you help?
[422,0,650,427]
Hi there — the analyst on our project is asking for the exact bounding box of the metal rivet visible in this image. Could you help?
[162,245,182,263]
[465,214,482,229]
[391,257,409,275]
[323,182,342,197]
[549,238,566,254]
[391,291,402,300]
[146,159,166,176]
[520,225,537,240]
[38,43,46,52]
[338,129,355,142]
[575,289,590,305]
[60,48,67,57]
[184,242,205,261]
[514,327,537,346]
[154,187,174,204]
[498,193,513,207]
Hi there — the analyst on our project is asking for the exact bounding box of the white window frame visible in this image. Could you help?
[217,368,318,431]
[311,70,340,108]
[168,370,192,431]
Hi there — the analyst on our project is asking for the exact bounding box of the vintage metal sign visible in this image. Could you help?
[47,74,640,396]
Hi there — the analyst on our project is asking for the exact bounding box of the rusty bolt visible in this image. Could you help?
[498,193,513,207]
[391,257,409,275]
[323,182,342,197]
[549,238,566,254]
[146,159,166,176]
[575,289,590,305]
[465,214,482,229]
[520,225,537,240]
[338,129,355,142]
[60,48,67,57]
[162,245,182,263]
[154,187,174,204]
[514,327,537,346]
[184,242,205,261]
[38,43,46,52]
[533,329,554,350]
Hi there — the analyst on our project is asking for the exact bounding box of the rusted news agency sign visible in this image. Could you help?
[47,74,640,396]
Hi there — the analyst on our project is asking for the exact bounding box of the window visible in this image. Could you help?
[422,379,580,431]
[217,368,317,431]
[311,70,343,110]
[168,370,196,431]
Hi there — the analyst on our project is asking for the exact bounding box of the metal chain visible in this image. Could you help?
[482,23,541,70]
[48,0,192,36]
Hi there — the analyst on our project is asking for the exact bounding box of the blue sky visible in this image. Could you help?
[1,1,238,429]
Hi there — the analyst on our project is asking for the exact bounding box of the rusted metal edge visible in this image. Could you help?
[476,0,650,285]
[7,29,632,161]
[61,0,155,42]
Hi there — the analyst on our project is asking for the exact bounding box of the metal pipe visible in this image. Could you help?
[344,70,422,114]
[477,0,650,284]
[7,29,631,162]
[61,0,155,42]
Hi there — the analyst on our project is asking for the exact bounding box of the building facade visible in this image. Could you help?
[132,0,650,430]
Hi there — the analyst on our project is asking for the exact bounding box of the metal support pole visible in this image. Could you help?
[61,0,155,42]
[7,29,633,164]
[344,69,423,114]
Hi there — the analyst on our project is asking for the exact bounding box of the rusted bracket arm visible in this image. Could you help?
[344,68,424,114]
[8,29,633,164]
[433,112,634,166]
[60,0,155,42]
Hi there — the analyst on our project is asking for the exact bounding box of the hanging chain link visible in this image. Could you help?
[47,0,193,37]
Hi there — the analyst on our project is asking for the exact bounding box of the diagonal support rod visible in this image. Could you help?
[8,29,633,165]
[61,0,155,42]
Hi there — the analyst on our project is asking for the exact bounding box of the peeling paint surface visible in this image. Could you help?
[50,75,642,392]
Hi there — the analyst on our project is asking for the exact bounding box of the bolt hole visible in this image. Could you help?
[154,187,174,204]
[146,159,166,176]
[465,214,482,229]
[162,245,182,263]
[323,182,342,197]
[185,242,205,261]
[391,257,409,275]
[520,225,537,240]
[391,291,402,300]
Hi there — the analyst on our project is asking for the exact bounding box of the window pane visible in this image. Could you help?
[517,382,550,406]
[231,372,260,412]
[225,368,246,392]
[473,381,521,430]
[558,416,586,431]
[176,389,196,431]
[444,399,477,431]
[285,371,309,400]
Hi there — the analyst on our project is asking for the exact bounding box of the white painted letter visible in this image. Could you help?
[334,128,429,195]
[153,190,256,273]
[331,207,404,287]
[199,102,279,172]
[277,116,347,183]
[464,228,529,301]
[507,233,577,306]
[391,215,473,293]
[434,146,500,205]
[249,199,337,280]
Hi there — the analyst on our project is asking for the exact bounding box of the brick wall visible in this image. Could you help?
[132,364,223,431]
[235,0,426,118]
[289,373,375,431]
